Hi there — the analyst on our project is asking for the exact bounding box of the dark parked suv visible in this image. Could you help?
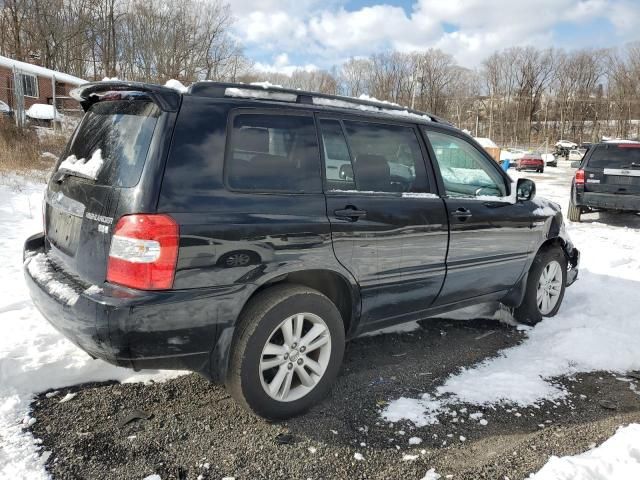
[569,141,640,222]
[24,82,579,419]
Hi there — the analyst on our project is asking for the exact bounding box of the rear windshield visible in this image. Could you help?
[588,144,640,169]
[65,100,160,187]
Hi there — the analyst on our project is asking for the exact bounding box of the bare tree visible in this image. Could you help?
[339,58,372,97]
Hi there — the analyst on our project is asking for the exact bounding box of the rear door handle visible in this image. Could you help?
[334,207,367,221]
[451,207,472,220]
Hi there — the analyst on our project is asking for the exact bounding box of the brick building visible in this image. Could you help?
[0,55,87,113]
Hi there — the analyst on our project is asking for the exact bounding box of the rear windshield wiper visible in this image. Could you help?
[620,162,640,169]
[53,169,97,183]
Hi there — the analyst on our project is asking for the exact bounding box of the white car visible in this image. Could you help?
[555,140,578,149]
[568,149,584,161]
[500,148,527,162]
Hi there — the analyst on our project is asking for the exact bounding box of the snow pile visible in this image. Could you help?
[382,163,640,423]
[358,93,401,106]
[312,96,431,121]
[225,87,297,102]
[384,396,445,427]
[164,79,188,93]
[25,253,79,306]
[0,179,184,479]
[58,149,105,180]
[531,424,640,479]
[421,468,441,480]
[531,196,562,216]
[25,104,61,121]
[474,137,498,149]
[250,81,285,89]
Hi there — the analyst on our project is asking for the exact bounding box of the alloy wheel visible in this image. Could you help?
[259,313,332,402]
[537,260,563,315]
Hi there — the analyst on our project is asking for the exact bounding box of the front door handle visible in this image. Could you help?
[451,207,472,221]
[334,207,367,221]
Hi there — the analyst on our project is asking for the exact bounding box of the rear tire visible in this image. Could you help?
[514,246,567,326]
[226,284,345,420]
[568,199,582,222]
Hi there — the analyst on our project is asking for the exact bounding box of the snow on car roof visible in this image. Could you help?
[0,55,87,86]
[25,104,62,120]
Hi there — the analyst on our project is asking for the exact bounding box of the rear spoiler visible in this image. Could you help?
[70,81,182,112]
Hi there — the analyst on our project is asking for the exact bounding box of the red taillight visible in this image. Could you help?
[575,169,585,185]
[106,214,179,290]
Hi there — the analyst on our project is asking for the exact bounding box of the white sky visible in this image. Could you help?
[227,0,640,73]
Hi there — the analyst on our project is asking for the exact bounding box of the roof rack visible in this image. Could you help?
[189,81,448,124]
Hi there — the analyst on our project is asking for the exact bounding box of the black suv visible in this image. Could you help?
[569,141,640,222]
[24,82,579,419]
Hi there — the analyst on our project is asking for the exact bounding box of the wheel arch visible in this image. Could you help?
[501,235,568,308]
[208,267,360,383]
[249,268,361,337]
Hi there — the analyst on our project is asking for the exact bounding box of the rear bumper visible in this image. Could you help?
[576,192,640,212]
[24,233,251,377]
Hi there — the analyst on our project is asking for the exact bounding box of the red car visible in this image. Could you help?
[517,154,545,173]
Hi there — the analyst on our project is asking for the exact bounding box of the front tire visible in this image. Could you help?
[514,247,567,325]
[226,284,345,420]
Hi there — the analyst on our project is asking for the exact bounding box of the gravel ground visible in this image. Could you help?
[29,318,640,480]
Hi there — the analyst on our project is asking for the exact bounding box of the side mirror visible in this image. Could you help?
[339,164,354,180]
[516,178,536,202]
[570,161,580,168]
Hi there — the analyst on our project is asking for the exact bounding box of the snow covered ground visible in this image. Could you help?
[0,176,183,479]
[0,162,638,479]
[531,424,640,480]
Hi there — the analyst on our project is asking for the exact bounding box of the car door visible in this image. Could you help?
[318,117,449,330]
[422,127,536,306]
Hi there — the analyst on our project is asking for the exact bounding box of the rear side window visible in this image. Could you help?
[319,119,429,193]
[587,144,640,169]
[66,100,160,187]
[226,113,322,193]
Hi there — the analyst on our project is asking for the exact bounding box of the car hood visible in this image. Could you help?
[531,196,561,216]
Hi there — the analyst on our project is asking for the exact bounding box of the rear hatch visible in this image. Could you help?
[583,143,640,195]
[45,91,168,286]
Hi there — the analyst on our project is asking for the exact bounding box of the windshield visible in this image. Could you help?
[63,100,160,187]
[588,144,640,169]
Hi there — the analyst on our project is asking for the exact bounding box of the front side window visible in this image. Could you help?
[424,129,507,198]
[227,113,322,193]
[20,73,38,97]
[319,118,428,193]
